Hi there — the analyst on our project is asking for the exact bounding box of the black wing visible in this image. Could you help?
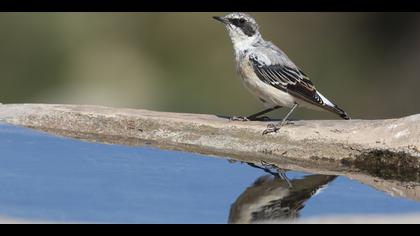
[249,54,324,107]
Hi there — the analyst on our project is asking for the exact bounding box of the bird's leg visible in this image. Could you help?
[277,169,293,188]
[248,161,293,187]
[246,162,281,178]
[247,106,282,121]
[230,106,281,121]
[262,104,298,135]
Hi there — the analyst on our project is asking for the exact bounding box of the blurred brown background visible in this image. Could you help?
[0,12,419,120]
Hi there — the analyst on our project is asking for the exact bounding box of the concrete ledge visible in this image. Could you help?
[0,103,419,200]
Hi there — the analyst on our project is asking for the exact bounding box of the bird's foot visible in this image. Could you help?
[260,160,278,171]
[229,116,250,122]
[262,123,280,135]
[262,121,294,135]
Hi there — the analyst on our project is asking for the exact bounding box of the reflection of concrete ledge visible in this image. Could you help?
[0,103,419,200]
[0,216,48,224]
[263,214,420,224]
[2,214,419,224]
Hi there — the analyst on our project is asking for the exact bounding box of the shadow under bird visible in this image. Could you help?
[213,13,350,135]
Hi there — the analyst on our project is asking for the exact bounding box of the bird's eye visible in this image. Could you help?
[239,18,245,24]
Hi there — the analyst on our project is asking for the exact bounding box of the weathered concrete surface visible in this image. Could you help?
[0,103,419,163]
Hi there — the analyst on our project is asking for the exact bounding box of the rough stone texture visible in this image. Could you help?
[0,103,419,201]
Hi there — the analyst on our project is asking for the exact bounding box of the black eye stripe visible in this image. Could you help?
[229,18,243,27]
[242,24,256,36]
[229,18,256,37]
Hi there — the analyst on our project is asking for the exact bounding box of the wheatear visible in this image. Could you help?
[213,13,350,135]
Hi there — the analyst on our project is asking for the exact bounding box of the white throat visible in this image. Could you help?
[227,27,262,55]
[231,35,259,53]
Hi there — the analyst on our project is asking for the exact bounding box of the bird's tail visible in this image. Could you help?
[317,91,351,120]
[327,104,350,120]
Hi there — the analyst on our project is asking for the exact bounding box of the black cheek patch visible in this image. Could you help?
[242,23,256,37]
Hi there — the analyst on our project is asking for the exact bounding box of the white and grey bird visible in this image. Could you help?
[213,13,350,135]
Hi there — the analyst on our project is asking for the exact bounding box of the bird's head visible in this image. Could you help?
[213,13,261,51]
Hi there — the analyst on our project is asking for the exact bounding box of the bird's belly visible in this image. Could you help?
[239,72,296,108]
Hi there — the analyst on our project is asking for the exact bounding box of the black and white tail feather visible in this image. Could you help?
[316,91,350,120]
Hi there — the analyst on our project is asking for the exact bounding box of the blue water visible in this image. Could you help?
[0,124,419,223]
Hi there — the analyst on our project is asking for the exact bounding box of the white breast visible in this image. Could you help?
[237,58,297,108]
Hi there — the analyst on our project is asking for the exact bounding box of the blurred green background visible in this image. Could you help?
[0,12,419,120]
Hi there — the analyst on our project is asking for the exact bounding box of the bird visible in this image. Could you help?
[213,13,350,135]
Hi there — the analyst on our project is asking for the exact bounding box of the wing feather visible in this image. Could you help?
[249,54,323,106]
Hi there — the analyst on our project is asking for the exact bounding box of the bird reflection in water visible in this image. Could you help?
[228,162,337,224]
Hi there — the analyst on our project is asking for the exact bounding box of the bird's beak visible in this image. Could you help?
[213,16,228,24]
